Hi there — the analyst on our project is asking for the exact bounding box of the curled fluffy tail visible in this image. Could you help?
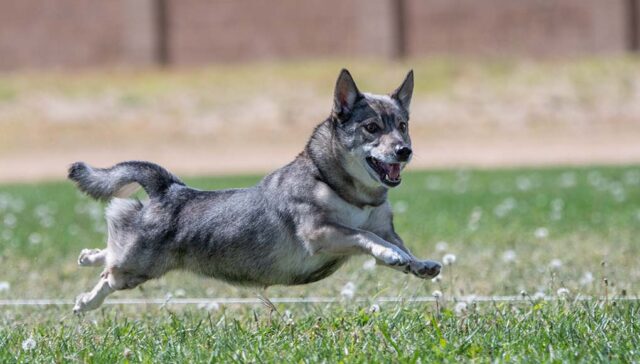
[68,161,185,200]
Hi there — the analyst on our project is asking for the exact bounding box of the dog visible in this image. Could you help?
[69,69,441,313]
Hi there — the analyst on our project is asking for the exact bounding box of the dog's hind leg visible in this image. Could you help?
[73,268,152,313]
[77,248,106,267]
[73,277,113,313]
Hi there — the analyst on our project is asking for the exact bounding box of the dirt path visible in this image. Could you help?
[2,128,639,183]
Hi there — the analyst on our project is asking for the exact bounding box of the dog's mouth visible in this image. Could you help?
[366,157,402,187]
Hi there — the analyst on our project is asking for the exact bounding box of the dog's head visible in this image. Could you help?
[330,69,414,188]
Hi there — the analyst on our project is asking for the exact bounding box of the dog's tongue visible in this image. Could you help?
[386,163,401,180]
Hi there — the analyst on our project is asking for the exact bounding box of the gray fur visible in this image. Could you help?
[71,69,441,313]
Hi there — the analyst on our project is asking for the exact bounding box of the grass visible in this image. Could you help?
[1,165,640,362]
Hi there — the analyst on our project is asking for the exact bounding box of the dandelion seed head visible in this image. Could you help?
[341,282,356,299]
[435,241,448,253]
[502,250,517,263]
[369,304,380,313]
[432,290,443,299]
[0,281,10,292]
[28,233,42,245]
[549,259,563,269]
[394,201,408,214]
[494,197,517,218]
[534,227,549,239]
[362,258,376,271]
[442,253,456,265]
[431,275,442,283]
[3,213,17,228]
[532,292,546,300]
[173,289,186,297]
[454,302,467,315]
[467,207,482,231]
[579,272,594,286]
[557,287,570,297]
[21,336,36,351]
[559,172,576,188]
[516,176,532,191]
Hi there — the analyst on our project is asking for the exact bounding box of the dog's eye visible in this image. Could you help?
[398,122,407,133]
[365,123,380,133]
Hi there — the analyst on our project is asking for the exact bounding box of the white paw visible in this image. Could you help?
[410,260,442,279]
[77,249,101,266]
[73,293,100,313]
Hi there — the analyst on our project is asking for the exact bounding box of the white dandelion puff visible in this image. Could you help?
[557,288,570,297]
[467,207,482,231]
[432,290,443,299]
[0,281,10,292]
[28,233,43,245]
[394,201,408,214]
[579,272,594,286]
[369,304,380,313]
[516,176,532,191]
[501,250,517,263]
[534,227,549,239]
[21,336,37,351]
[454,302,467,315]
[559,172,576,188]
[173,289,186,297]
[549,259,563,269]
[532,292,546,300]
[431,275,442,283]
[494,197,517,218]
[442,254,456,266]
[341,282,356,299]
[198,302,220,311]
[435,241,448,253]
[3,213,17,228]
[362,258,376,271]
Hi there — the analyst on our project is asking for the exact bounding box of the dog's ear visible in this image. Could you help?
[391,70,414,113]
[332,69,361,121]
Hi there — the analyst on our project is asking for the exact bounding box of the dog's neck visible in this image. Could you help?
[304,120,388,208]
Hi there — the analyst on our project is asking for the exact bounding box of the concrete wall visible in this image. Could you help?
[0,0,636,70]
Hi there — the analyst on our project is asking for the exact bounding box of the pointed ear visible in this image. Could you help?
[333,69,361,120]
[391,70,414,112]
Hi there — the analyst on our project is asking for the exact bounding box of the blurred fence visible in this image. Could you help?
[0,0,639,70]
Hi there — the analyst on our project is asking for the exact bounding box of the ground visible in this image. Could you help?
[1,166,639,362]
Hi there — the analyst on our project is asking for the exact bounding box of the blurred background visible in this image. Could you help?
[1,0,640,181]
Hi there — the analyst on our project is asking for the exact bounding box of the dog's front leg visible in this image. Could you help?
[305,224,421,272]
[379,230,441,279]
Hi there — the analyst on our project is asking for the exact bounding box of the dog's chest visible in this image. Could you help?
[314,184,375,228]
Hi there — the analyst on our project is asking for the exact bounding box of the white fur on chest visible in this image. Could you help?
[313,183,375,228]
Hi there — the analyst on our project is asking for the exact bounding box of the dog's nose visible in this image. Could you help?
[395,146,412,161]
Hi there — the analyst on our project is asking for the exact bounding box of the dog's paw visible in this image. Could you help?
[77,249,101,266]
[409,260,442,279]
[73,293,100,313]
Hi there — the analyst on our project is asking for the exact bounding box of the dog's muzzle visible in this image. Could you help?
[366,157,402,187]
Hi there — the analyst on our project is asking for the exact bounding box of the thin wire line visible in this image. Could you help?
[0,295,637,307]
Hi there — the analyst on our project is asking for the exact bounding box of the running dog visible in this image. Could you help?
[69,69,441,312]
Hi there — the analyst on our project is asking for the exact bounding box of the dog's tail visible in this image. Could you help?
[68,161,185,200]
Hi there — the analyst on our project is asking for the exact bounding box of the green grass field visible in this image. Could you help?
[1,166,639,362]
